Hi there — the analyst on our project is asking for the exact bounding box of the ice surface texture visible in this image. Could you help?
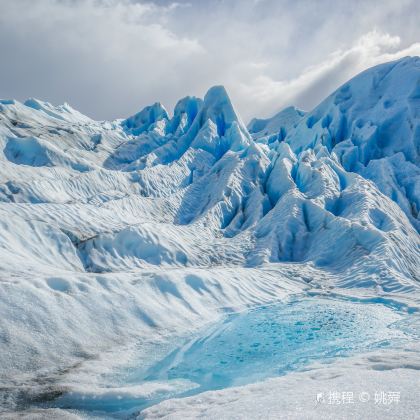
[0,56,419,415]
[52,297,415,416]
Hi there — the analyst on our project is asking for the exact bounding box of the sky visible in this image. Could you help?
[0,0,419,122]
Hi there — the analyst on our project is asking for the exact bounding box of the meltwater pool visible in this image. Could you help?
[50,297,417,418]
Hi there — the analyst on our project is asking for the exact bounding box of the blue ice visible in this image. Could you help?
[51,297,416,418]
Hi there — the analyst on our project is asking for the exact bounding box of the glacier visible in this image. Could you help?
[0,56,419,419]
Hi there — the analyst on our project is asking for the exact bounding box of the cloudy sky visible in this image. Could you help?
[0,0,419,122]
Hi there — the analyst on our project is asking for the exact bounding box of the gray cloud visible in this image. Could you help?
[0,0,419,122]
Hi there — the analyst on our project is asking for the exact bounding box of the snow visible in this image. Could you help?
[0,56,419,418]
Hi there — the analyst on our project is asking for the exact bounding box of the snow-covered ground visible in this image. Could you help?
[0,57,419,419]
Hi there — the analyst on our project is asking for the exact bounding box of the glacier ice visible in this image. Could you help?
[277,57,420,230]
[0,56,419,417]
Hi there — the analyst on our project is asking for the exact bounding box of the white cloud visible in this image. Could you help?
[0,0,419,121]
[235,30,420,119]
[0,0,203,119]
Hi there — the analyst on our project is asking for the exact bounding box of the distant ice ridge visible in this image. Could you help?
[0,56,419,414]
[248,105,306,144]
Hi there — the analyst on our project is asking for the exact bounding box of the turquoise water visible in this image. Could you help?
[51,297,416,418]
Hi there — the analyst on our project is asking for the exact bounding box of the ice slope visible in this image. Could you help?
[256,56,420,231]
[0,56,419,415]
